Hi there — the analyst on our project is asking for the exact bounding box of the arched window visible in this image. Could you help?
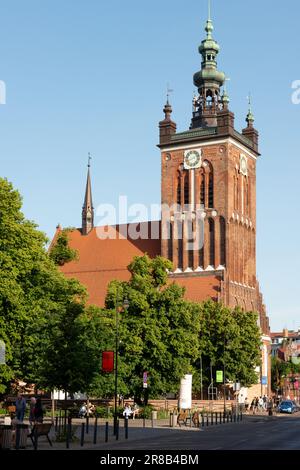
[206,89,213,107]
[202,161,214,209]
[168,222,173,262]
[208,173,214,208]
[200,170,205,206]
[220,216,226,266]
[234,175,238,211]
[177,172,181,206]
[208,218,215,266]
[184,172,189,206]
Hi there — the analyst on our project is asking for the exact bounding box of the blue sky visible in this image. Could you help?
[0,0,299,331]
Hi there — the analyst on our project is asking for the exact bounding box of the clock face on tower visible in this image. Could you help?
[184,149,202,170]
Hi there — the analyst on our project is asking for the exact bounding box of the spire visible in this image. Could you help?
[82,153,94,235]
[191,2,226,129]
[159,87,177,145]
[206,0,213,39]
[246,93,255,127]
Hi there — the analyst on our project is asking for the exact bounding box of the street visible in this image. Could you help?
[85,414,300,451]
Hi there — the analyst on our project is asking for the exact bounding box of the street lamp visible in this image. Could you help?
[114,294,129,434]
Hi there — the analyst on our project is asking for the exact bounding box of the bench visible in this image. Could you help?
[28,423,53,447]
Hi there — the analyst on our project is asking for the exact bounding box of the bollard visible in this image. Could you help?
[215,412,218,425]
[219,412,222,424]
[206,413,209,427]
[143,417,145,428]
[211,412,213,425]
[125,417,128,439]
[15,425,20,450]
[227,412,229,423]
[223,412,225,424]
[240,411,243,421]
[86,415,89,434]
[201,412,204,427]
[116,419,119,440]
[55,416,58,432]
[34,426,38,450]
[93,416,98,444]
[66,417,72,449]
[105,421,109,442]
[80,423,85,447]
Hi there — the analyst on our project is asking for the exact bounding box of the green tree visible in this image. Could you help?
[36,302,110,396]
[193,301,261,389]
[104,255,201,404]
[49,229,78,266]
[0,178,96,395]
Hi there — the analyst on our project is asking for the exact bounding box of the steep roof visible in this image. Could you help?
[54,222,221,307]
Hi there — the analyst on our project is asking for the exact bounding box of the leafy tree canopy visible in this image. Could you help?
[49,228,78,266]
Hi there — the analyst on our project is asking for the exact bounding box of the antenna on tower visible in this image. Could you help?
[208,0,211,21]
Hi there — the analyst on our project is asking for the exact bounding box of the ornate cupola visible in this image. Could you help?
[82,154,94,235]
[191,0,225,129]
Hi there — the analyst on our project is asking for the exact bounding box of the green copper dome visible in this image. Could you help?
[194,68,225,87]
[193,14,225,90]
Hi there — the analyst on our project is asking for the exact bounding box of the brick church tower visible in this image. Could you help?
[159,7,269,335]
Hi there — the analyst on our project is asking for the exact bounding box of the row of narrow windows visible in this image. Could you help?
[177,163,214,208]
[168,217,226,269]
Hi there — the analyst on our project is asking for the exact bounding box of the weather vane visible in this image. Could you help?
[166,83,174,104]
[247,92,252,111]
[88,152,92,168]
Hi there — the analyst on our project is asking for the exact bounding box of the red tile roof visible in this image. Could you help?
[56,223,222,307]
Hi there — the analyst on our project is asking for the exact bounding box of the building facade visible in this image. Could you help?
[53,9,271,394]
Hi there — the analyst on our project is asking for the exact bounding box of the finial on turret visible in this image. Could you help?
[246,93,255,127]
[222,77,230,109]
[163,84,174,120]
[88,152,92,168]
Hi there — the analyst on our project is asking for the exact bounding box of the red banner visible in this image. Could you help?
[102,351,114,373]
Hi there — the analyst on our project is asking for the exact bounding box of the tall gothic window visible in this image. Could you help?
[209,218,215,266]
[208,173,214,208]
[177,172,181,206]
[220,216,226,266]
[200,170,205,206]
[234,175,238,211]
[168,222,173,262]
[184,172,189,206]
[203,160,214,209]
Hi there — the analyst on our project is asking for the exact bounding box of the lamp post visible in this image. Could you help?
[223,335,226,413]
[113,294,129,435]
[260,344,264,398]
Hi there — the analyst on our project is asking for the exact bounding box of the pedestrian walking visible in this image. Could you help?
[15,393,26,422]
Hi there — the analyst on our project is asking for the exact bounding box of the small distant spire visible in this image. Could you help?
[163,85,174,120]
[82,154,94,235]
[246,93,255,127]
[222,77,230,109]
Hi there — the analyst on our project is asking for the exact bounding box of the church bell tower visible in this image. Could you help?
[158,5,268,333]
